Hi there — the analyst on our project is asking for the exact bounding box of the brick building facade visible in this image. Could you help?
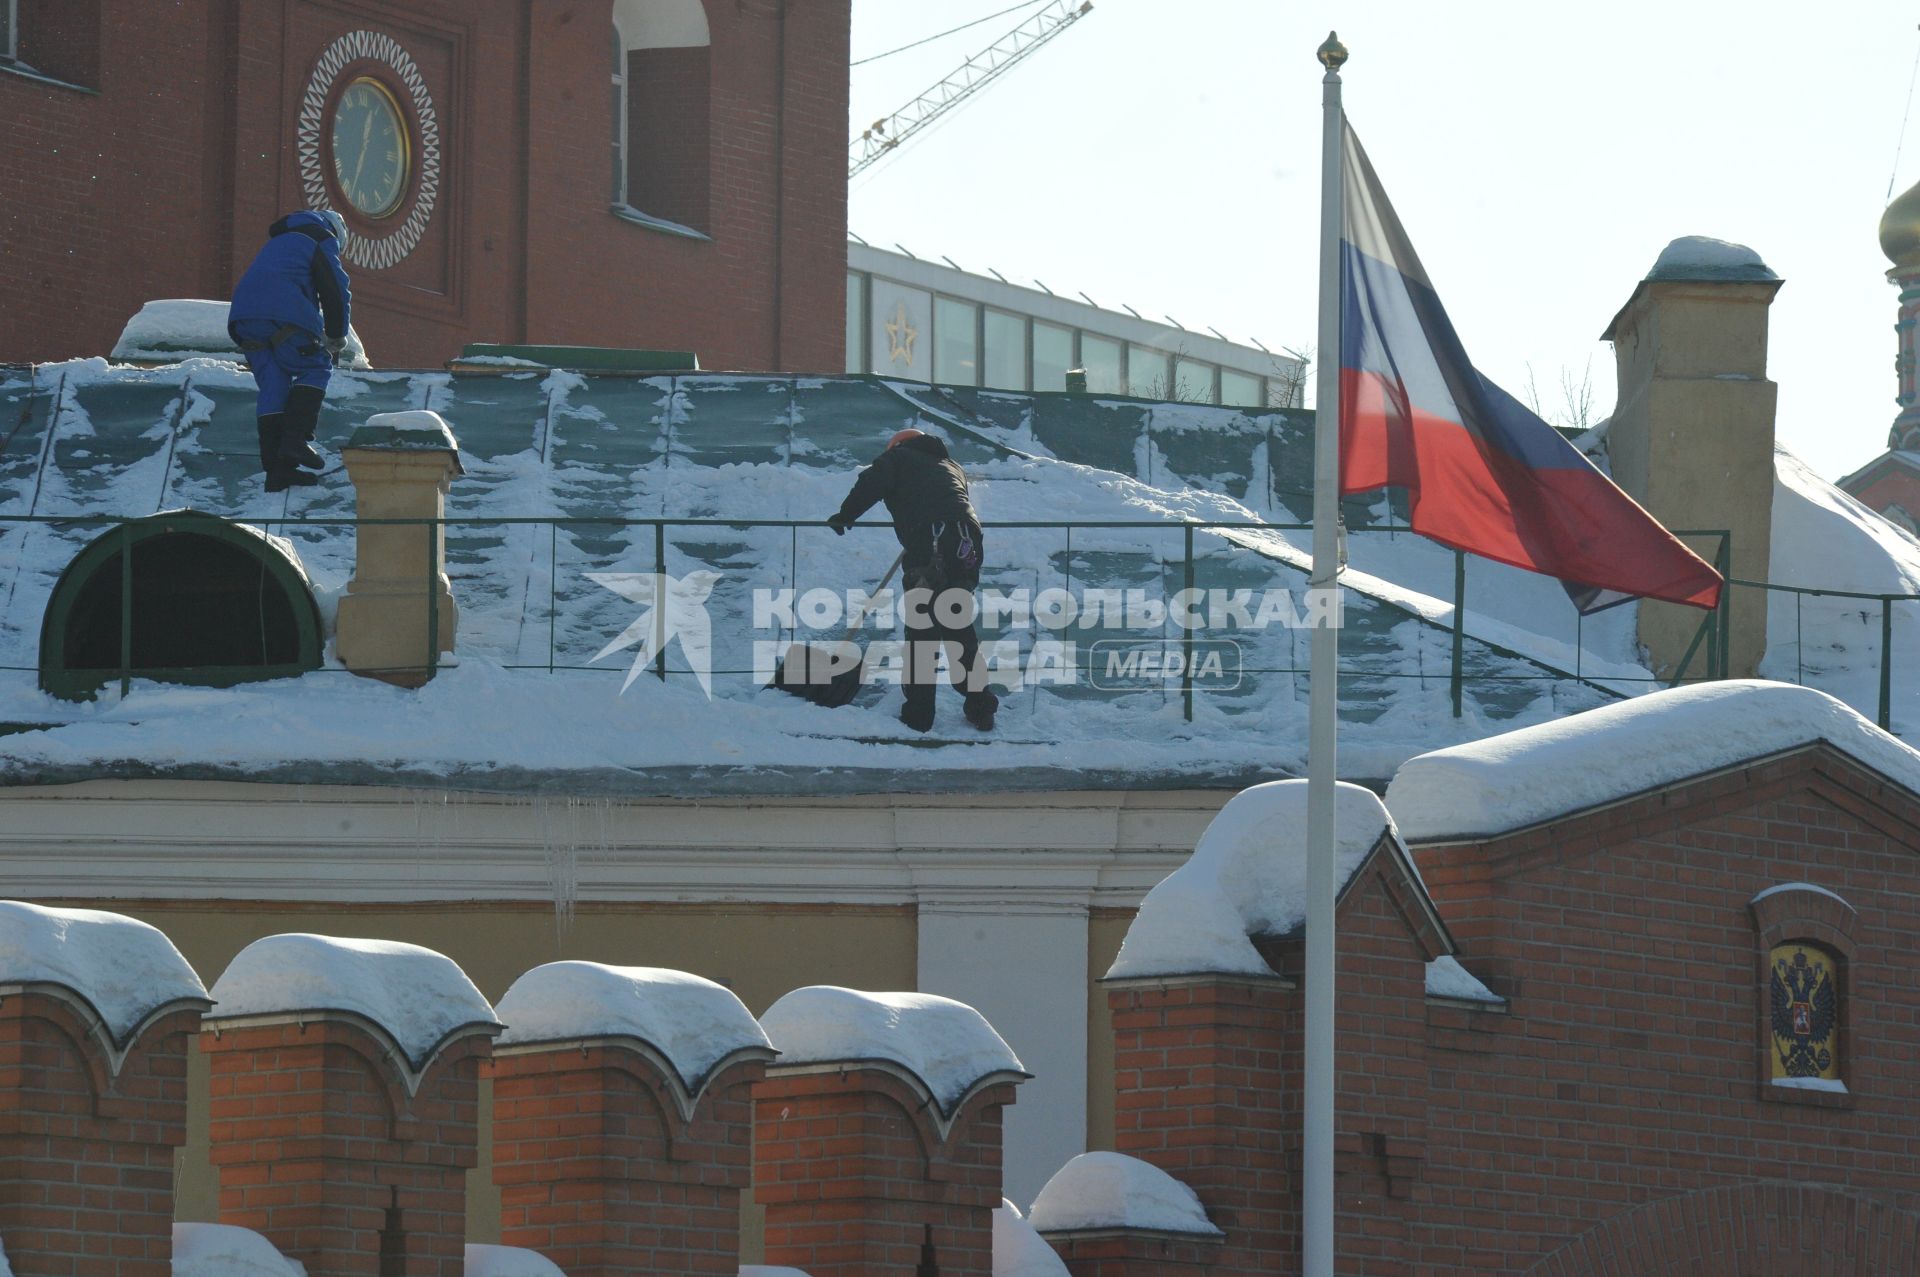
[0,0,849,371]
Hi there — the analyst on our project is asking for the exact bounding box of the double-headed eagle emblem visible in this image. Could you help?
[1769,947,1837,1079]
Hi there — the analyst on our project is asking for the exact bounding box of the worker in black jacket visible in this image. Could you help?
[829,429,998,733]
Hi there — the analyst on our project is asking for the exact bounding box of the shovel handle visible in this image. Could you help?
[842,551,906,640]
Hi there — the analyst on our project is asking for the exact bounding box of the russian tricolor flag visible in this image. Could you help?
[1337,124,1723,613]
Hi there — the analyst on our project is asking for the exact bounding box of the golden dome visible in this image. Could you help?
[1880,177,1920,268]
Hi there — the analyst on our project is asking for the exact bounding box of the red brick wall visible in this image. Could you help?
[0,994,200,1277]
[490,1043,766,1277]
[0,0,849,373]
[1846,466,1920,526]
[753,1068,1014,1277]
[203,1019,490,1277]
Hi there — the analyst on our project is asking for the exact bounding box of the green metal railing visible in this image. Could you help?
[0,513,1762,723]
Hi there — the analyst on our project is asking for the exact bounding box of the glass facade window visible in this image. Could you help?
[1175,358,1216,404]
[845,273,864,375]
[1220,369,1262,408]
[1081,335,1122,395]
[1033,322,1072,392]
[934,297,980,386]
[1128,346,1168,399]
[870,280,932,381]
[984,309,1025,390]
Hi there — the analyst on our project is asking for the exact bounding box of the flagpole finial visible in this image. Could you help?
[1317,31,1347,71]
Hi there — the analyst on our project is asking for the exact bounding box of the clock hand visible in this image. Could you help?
[349,106,373,199]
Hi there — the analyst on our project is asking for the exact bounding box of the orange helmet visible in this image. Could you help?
[888,428,926,449]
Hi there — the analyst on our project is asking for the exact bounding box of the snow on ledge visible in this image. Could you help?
[1771,1076,1847,1094]
[1426,955,1501,1004]
[739,1269,812,1277]
[1647,235,1778,283]
[1751,881,1854,911]
[172,1223,303,1277]
[0,901,209,1047]
[995,1198,1070,1276]
[112,299,372,370]
[758,987,1026,1115]
[207,934,500,1070]
[465,1244,565,1277]
[1027,1151,1223,1237]
[494,961,773,1094]
[1385,681,1920,843]
[1104,780,1397,980]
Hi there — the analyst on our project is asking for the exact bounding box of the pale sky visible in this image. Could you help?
[848,1,1920,483]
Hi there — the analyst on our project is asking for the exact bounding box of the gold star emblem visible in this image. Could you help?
[884,301,919,366]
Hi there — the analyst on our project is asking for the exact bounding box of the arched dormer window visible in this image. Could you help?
[38,512,324,700]
[611,0,712,238]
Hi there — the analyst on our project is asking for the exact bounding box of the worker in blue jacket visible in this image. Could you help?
[228,210,353,492]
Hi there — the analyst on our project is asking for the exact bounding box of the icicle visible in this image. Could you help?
[537,794,579,951]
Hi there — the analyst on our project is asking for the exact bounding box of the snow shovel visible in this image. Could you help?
[769,551,905,707]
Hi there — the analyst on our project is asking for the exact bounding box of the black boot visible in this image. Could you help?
[963,691,998,732]
[264,464,321,493]
[899,699,936,733]
[278,384,327,470]
[255,414,286,474]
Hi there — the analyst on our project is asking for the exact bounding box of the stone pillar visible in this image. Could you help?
[1104,977,1294,1272]
[0,904,210,1277]
[335,411,462,686]
[754,988,1028,1277]
[201,934,500,1277]
[1602,238,1782,678]
[489,962,778,1277]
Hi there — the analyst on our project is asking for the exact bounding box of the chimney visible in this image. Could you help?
[1602,237,1781,679]
[334,411,462,686]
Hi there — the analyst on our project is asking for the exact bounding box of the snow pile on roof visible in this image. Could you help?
[0,901,208,1043]
[111,299,371,370]
[1647,236,1778,283]
[1027,1152,1222,1236]
[359,409,459,450]
[172,1224,304,1277]
[1386,680,1920,842]
[994,1198,1069,1276]
[494,961,772,1090]
[759,987,1025,1113]
[208,934,500,1067]
[1104,780,1397,979]
[464,1244,565,1277]
[1425,955,1501,1003]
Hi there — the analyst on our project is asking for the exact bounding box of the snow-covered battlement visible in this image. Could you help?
[993,1200,1071,1276]
[1385,680,1920,843]
[206,933,500,1068]
[0,900,209,1046]
[1103,780,1402,980]
[171,1223,303,1277]
[759,986,1027,1114]
[494,960,774,1092]
[1027,1151,1223,1237]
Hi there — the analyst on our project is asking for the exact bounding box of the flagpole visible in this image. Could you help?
[1305,29,1347,1277]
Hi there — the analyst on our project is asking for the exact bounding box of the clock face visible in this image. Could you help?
[330,77,410,219]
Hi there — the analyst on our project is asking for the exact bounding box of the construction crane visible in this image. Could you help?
[850,1,1093,179]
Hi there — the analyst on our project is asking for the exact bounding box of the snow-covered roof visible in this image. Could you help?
[464,1245,566,1277]
[1646,235,1779,283]
[1104,780,1405,980]
[171,1224,302,1277]
[494,961,773,1093]
[1386,681,1920,843]
[0,900,209,1046]
[994,1199,1071,1276]
[0,359,1635,797]
[758,986,1026,1115]
[206,933,501,1070]
[1027,1151,1223,1237]
[1425,955,1502,1004]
